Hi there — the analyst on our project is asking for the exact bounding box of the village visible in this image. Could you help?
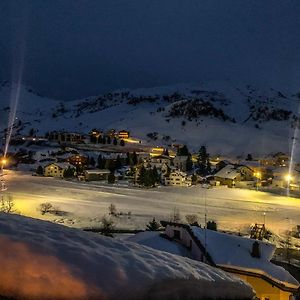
[1,128,300,197]
[2,125,300,300]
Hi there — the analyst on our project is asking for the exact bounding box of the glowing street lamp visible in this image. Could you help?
[285,174,293,182]
[254,171,261,191]
[285,174,293,197]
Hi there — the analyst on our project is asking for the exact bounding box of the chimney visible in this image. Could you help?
[251,241,261,258]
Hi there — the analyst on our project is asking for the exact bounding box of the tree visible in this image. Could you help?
[97,155,105,169]
[36,165,44,175]
[185,214,199,225]
[63,167,75,178]
[0,195,15,213]
[186,154,193,171]
[89,157,96,167]
[120,139,125,146]
[126,152,130,165]
[39,202,53,215]
[113,137,118,145]
[191,174,198,184]
[105,159,116,172]
[177,145,189,156]
[97,136,103,144]
[100,216,115,237]
[29,128,35,137]
[207,220,217,231]
[90,135,97,143]
[108,203,117,216]
[131,152,138,166]
[197,146,211,176]
[137,165,147,186]
[115,155,122,170]
[146,218,161,231]
[107,136,111,144]
[107,172,116,184]
[152,166,160,184]
[246,153,253,161]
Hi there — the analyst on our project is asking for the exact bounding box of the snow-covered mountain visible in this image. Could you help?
[1,80,300,156]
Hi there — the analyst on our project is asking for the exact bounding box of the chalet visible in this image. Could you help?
[173,155,188,171]
[118,130,130,139]
[89,129,103,142]
[260,153,289,168]
[84,169,110,181]
[164,170,192,187]
[107,129,117,137]
[138,222,299,300]
[44,163,74,178]
[48,131,84,144]
[144,155,172,170]
[272,167,300,190]
[68,155,88,166]
[213,164,254,187]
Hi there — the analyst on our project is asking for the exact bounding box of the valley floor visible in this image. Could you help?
[2,170,300,239]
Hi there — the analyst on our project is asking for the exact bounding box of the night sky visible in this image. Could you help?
[1,0,300,99]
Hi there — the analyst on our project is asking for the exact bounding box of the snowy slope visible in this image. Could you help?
[0,213,254,300]
[1,80,300,156]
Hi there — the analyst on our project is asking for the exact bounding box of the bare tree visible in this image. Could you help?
[108,203,117,216]
[39,202,53,215]
[185,214,198,225]
[0,195,15,213]
[100,216,115,237]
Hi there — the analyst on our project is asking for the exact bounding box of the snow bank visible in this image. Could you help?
[0,213,254,300]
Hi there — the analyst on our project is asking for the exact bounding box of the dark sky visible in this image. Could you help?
[1,0,300,99]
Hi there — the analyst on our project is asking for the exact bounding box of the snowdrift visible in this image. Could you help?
[0,213,254,300]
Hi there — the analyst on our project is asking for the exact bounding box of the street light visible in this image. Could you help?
[254,171,261,191]
[285,174,293,197]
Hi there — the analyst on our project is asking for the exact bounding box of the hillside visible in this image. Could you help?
[1,80,299,156]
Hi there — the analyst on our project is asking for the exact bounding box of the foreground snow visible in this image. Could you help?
[0,213,254,300]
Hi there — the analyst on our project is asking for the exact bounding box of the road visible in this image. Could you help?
[2,170,300,235]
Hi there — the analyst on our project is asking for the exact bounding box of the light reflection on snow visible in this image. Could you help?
[0,235,102,300]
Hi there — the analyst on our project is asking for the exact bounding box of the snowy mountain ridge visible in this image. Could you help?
[1,80,300,156]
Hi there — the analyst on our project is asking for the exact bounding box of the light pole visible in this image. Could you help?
[0,158,8,192]
[285,174,293,197]
[254,172,261,191]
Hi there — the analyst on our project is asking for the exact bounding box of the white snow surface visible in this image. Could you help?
[1,80,300,157]
[0,213,254,300]
[191,227,299,289]
[126,231,191,258]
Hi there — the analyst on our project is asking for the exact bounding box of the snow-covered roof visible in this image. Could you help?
[85,169,110,175]
[239,160,261,168]
[214,164,240,179]
[127,231,191,257]
[191,226,299,289]
[0,213,254,300]
[45,162,73,169]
